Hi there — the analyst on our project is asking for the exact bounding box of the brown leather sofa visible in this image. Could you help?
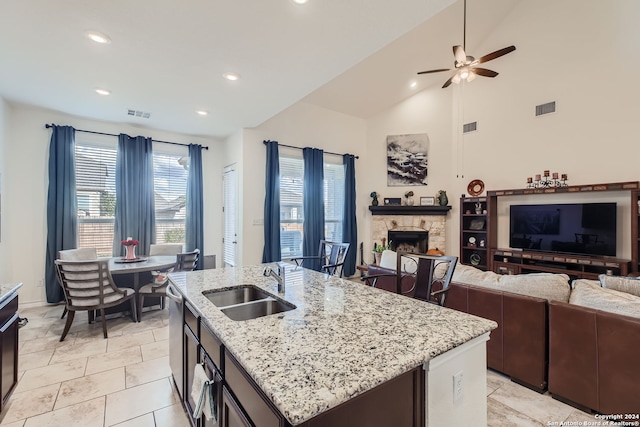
[446,282,549,392]
[548,300,640,413]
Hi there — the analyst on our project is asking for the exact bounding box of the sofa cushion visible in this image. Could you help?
[451,264,501,290]
[570,280,640,319]
[497,273,571,303]
[599,274,640,298]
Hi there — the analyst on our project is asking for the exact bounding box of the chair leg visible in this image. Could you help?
[60,310,75,342]
[130,297,138,323]
[100,308,107,339]
[137,295,144,322]
[61,307,67,319]
[160,295,166,310]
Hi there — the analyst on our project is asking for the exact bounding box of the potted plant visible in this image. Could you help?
[372,239,392,265]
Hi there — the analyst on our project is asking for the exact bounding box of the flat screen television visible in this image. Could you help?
[509,202,616,257]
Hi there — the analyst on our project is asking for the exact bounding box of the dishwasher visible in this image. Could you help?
[166,283,184,399]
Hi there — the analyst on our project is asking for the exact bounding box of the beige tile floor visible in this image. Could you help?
[3,303,597,426]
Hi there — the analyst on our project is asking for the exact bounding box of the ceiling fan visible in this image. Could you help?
[417,0,516,88]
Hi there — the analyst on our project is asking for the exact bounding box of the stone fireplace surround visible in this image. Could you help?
[371,214,446,256]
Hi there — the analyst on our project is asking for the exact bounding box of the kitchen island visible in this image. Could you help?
[168,264,496,427]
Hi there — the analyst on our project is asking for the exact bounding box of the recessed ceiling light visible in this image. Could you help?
[292,0,309,4]
[196,110,208,116]
[86,31,111,44]
[95,88,111,96]
[410,81,418,89]
[223,72,240,81]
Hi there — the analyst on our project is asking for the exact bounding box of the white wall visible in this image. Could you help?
[0,97,9,284]
[361,0,640,259]
[4,102,223,305]
[223,130,243,266]
[365,85,455,255]
[240,102,367,266]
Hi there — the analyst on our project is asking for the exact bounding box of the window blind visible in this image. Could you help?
[223,167,237,266]
[153,151,188,245]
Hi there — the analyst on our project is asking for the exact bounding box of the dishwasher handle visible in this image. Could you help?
[166,283,183,303]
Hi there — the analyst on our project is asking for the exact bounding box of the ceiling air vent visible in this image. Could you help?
[463,121,477,133]
[127,109,151,119]
[535,101,556,116]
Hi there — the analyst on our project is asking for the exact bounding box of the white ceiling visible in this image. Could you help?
[0,0,518,139]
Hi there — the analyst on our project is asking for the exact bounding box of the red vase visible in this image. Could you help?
[125,245,137,260]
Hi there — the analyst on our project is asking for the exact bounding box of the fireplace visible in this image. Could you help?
[388,230,429,253]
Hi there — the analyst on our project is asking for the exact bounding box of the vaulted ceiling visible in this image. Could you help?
[0,0,518,139]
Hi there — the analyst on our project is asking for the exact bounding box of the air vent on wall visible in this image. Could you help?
[535,101,556,116]
[463,121,477,133]
[127,109,151,119]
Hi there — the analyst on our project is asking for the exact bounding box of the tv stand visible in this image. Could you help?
[483,181,640,274]
[492,249,631,279]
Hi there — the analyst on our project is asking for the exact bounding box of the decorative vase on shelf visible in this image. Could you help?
[438,190,448,206]
[406,196,414,206]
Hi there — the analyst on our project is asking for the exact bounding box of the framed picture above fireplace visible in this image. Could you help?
[386,133,429,187]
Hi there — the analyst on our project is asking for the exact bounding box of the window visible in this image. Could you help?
[153,151,188,245]
[278,152,345,258]
[75,140,188,256]
[75,143,117,257]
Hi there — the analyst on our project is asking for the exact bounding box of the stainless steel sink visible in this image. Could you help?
[202,286,296,321]
[220,298,296,321]
[203,286,273,307]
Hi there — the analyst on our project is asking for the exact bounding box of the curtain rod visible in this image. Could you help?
[45,124,209,150]
[263,140,358,159]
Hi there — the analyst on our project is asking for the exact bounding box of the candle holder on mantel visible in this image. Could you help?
[526,170,568,188]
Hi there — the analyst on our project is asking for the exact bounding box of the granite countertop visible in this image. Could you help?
[0,283,22,304]
[169,264,496,425]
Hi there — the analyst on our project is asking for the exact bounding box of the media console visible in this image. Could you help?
[491,248,631,279]
[460,181,640,275]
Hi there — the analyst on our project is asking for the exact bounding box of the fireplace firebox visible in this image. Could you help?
[388,230,429,253]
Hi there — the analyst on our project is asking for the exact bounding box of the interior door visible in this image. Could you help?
[223,166,238,267]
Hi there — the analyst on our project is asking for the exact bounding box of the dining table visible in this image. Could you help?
[102,255,177,319]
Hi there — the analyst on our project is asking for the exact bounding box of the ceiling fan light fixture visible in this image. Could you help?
[459,68,470,80]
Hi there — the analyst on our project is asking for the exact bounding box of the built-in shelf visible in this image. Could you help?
[488,181,640,197]
[368,205,451,216]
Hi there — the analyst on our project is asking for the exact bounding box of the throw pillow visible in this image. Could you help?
[497,272,571,302]
[599,274,640,298]
[451,264,501,290]
[570,280,640,319]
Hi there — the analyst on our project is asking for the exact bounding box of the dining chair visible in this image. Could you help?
[396,251,458,306]
[289,240,351,277]
[54,259,137,341]
[57,248,98,320]
[137,249,200,320]
[149,243,183,256]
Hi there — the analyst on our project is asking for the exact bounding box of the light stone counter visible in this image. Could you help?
[168,264,496,425]
[0,283,22,305]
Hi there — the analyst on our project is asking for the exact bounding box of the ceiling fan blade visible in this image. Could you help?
[453,45,466,65]
[475,45,516,64]
[472,67,499,78]
[417,68,451,75]
[442,75,455,88]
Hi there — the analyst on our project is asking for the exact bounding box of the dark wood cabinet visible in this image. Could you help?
[184,324,199,426]
[0,293,18,414]
[485,182,640,276]
[222,387,251,427]
[460,196,496,270]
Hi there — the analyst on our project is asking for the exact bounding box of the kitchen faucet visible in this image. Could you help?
[263,265,285,293]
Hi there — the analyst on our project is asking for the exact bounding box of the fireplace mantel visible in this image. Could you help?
[368,205,451,216]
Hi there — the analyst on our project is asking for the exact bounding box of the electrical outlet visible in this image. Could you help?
[253,218,264,225]
[453,371,463,403]
[37,279,44,288]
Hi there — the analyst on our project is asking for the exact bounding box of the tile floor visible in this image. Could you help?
[2,303,597,426]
